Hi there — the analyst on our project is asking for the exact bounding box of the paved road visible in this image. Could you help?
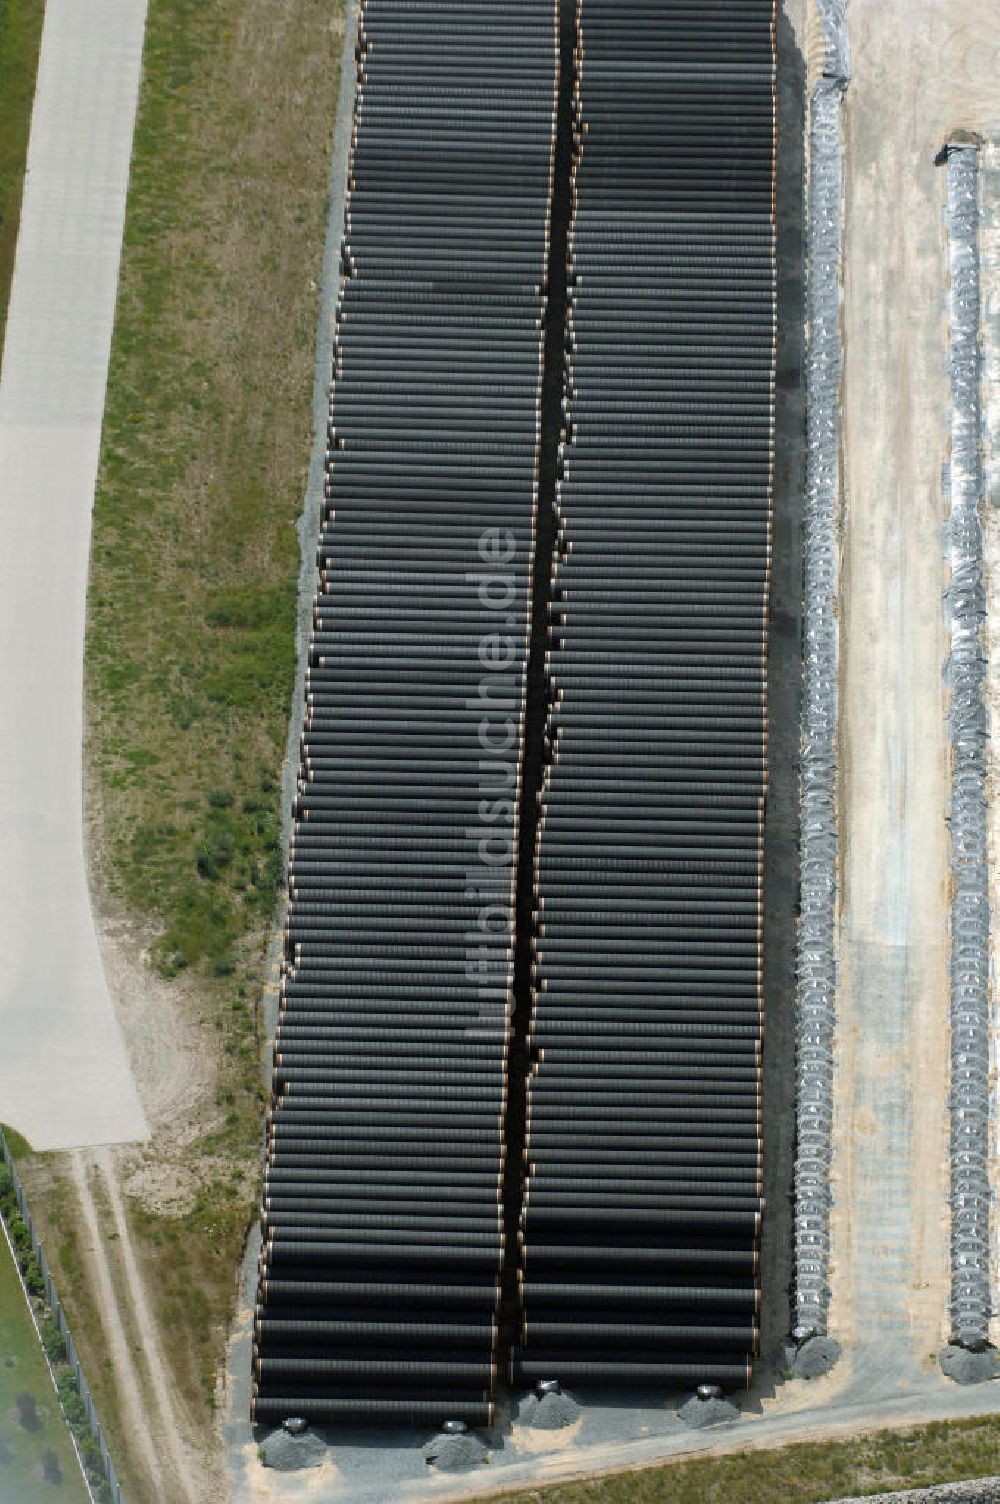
[0,0,148,1149]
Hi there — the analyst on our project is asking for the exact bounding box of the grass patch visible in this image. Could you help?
[0,1181,91,1503]
[126,1174,256,1411]
[0,0,45,359]
[485,1415,1000,1504]
[87,0,344,979]
[1,1126,33,1163]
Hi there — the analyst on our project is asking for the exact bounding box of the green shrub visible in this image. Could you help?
[80,1432,104,1480]
[22,1252,45,1297]
[8,1213,30,1257]
[0,1124,32,1161]
[40,1313,64,1364]
[57,1371,87,1429]
[196,830,233,879]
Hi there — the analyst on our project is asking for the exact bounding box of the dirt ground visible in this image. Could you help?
[829,0,1000,1386]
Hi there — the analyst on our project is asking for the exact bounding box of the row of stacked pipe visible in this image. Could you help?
[251,0,558,1426]
[516,0,776,1391]
[253,0,776,1427]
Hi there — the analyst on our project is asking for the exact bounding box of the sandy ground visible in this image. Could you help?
[0,0,149,1151]
[828,0,1000,1386]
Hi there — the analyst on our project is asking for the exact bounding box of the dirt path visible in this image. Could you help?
[829,0,1000,1384]
[70,1149,209,1504]
[95,1148,204,1503]
[70,1152,164,1500]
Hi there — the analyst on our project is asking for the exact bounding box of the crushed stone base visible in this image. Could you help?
[422,1431,490,1473]
[518,1388,581,1430]
[940,1345,1000,1385]
[677,1393,740,1429]
[789,1334,841,1379]
[259,1426,326,1471]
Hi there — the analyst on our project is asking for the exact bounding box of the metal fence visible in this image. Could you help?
[0,1129,126,1504]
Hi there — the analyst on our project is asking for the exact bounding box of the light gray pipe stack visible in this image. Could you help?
[943,141,991,1352]
[793,0,850,1341]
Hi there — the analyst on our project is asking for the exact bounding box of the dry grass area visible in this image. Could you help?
[16,0,344,1497]
[488,1415,1000,1504]
[89,0,344,984]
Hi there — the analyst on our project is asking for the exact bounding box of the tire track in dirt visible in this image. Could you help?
[69,1151,164,1500]
[95,1147,204,1503]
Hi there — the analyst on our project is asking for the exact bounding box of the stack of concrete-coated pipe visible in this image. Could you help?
[515,0,776,1391]
[251,0,558,1426]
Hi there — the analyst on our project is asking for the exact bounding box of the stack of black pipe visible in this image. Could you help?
[252,0,557,1426]
[515,0,776,1391]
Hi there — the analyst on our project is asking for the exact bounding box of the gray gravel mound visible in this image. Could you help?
[940,1345,1000,1385]
[259,1425,325,1471]
[677,1393,739,1429]
[791,1334,841,1379]
[422,1431,489,1473]
[519,1388,580,1430]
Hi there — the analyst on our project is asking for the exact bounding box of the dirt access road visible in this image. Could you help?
[829,0,1000,1388]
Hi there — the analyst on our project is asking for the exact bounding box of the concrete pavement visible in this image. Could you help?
[0,0,149,1148]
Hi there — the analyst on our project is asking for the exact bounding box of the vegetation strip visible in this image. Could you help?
[467,1416,1000,1504]
[0,0,45,358]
